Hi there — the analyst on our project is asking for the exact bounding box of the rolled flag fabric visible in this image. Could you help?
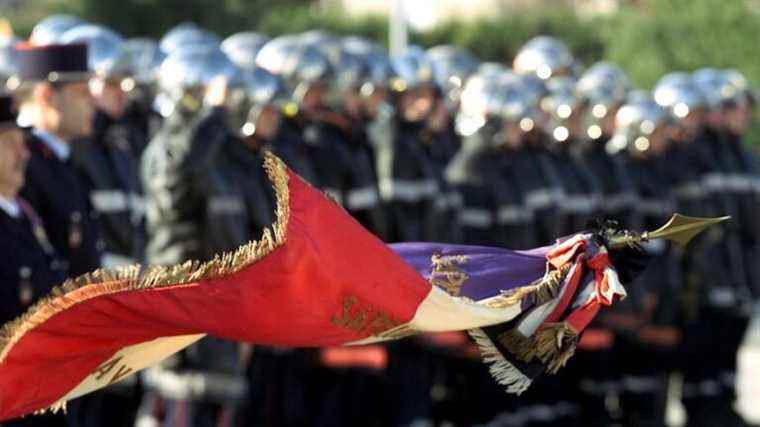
[0,152,630,421]
[391,236,627,394]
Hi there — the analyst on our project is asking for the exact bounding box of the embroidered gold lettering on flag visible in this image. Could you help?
[429,254,469,296]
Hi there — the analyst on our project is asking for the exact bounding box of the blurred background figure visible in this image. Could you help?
[59,23,146,269]
[139,43,250,427]
[0,92,69,427]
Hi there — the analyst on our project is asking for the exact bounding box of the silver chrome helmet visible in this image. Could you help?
[298,30,343,65]
[722,69,754,105]
[513,36,575,80]
[693,68,751,109]
[255,35,303,76]
[237,67,290,137]
[654,72,706,119]
[30,14,84,45]
[332,49,369,93]
[427,45,479,104]
[60,24,133,78]
[390,45,436,92]
[156,45,242,116]
[124,38,165,85]
[221,32,270,73]
[540,76,581,142]
[577,62,631,140]
[159,22,220,54]
[609,96,670,155]
[456,73,536,137]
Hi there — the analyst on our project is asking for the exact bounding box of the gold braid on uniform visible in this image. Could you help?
[0,151,291,365]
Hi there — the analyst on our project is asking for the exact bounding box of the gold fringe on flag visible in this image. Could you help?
[0,151,291,364]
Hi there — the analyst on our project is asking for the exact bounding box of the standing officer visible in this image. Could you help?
[688,69,754,427]
[607,96,680,427]
[328,45,389,238]
[55,23,147,427]
[0,95,68,427]
[575,62,638,225]
[123,37,165,152]
[14,37,109,427]
[60,24,146,268]
[377,46,441,242]
[569,64,639,427]
[140,45,250,427]
[15,42,102,279]
[654,73,748,427]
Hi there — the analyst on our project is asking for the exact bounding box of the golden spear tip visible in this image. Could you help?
[644,214,730,247]
[604,214,730,249]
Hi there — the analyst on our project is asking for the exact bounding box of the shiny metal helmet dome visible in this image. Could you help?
[279,44,333,86]
[298,30,343,64]
[456,73,536,136]
[576,62,630,104]
[159,22,220,54]
[30,14,84,45]
[539,76,581,142]
[221,32,270,73]
[156,45,243,115]
[654,72,706,119]
[255,35,303,76]
[124,38,165,84]
[608,96,669,154]
[341,37,394,93]
[236,67,290,137]
[541,77,580,118]
[577,62,631,139]
[459,74,504,118]
[513,36,575,80]
[722,69,754,105]
[390,45,436,91]
[693,68,749,109]
[332,49,370,92]
[243,66,289,107]
[426,45,479,94]
[60,24,132,78]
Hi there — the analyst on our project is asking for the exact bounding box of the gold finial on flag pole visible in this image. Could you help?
[605,214,731,249]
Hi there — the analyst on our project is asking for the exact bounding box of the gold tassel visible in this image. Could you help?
[0,151,291,366]
[497,322,578,375]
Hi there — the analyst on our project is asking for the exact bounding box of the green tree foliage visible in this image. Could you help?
[599,0,760,89]
[2,0,759,92]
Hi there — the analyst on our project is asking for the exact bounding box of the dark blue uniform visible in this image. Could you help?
[21,132,102,278]
[0,198,67,427]
[72,110,145,266]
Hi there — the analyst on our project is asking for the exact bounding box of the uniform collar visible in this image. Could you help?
[0,195,20,218]
[32,129,71,161]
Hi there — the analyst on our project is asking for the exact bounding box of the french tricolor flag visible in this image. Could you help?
[0,152,631,421]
